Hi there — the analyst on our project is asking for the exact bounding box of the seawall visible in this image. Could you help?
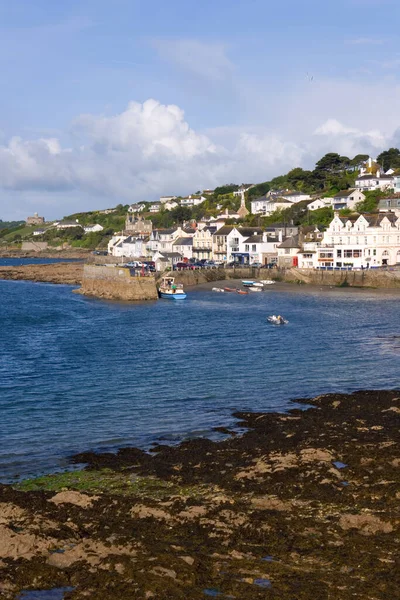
[164,267,264,287]
[280,267,400,289]
[79,264,158,301]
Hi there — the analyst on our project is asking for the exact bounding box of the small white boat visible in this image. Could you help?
[267,315,288,325]
[260,280,275,285]
[242,280,255,287]
[158,276,187,300]
[212,287,225,293]
[248,286,262,292]
[252,282,264,288]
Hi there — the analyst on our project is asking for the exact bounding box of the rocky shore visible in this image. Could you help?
[0,262,84,286]
[0,390,399,599]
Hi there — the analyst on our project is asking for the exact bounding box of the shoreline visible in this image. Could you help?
[1,390,399,599]
[1,261,400,294]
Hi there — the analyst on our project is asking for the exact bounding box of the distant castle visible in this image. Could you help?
[26,212,45,226]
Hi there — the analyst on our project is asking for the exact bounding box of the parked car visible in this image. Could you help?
[173,262,193,270]
[250,262,263,268]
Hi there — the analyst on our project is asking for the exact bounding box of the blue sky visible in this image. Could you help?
[1,0,400,219]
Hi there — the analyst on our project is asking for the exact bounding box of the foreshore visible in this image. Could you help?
[1,390,399,599]
[0,262,84,285]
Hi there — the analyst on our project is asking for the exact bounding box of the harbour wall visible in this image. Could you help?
[168,266,400,289]
[80,265,158,301]
[163,267,263,287]
[280,268,400,289]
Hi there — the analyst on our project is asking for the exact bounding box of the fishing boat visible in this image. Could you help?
[267,315,288,325]
[236,289,248,295]
[248,286,262,292]
[242,280,255,287]
[260,280,275,285]
[224,287,237,292]
[212,287,225,293]
[158,276,187,300]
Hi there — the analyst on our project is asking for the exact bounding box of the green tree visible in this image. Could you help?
[315,153,344,173]
[213,184,239,196]
[350,154,369,168]
[247,182,270,199]
[376,147,400,171]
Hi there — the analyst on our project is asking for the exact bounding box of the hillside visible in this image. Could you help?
[1,149,397,250]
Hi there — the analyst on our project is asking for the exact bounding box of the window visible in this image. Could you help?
[252,244,256,251]
[353,250,361,258]
[339,237,342,244]
[285,249,290,255]
[245,244,249,251]
[344,249,353,258]
[337,249,342,257]
[364,237,368,245]
[373,249,376,256]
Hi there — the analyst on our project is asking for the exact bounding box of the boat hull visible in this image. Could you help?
[159,291,187,300]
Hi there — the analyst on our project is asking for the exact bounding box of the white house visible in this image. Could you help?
[332,189,365,210]
[84,224,104,233]
[355,172,394,192]
[280,192,311,203]
[317,212,400,268]
[307,198,331,211]
[153,251,182,271]
[277,236,301,268]
[378,197,400,214]
[108,235,147,257]
[164,200,179,211]
[160,195,177,204]
[149,202,162,213]
[393,176,400,194]
[226,226,263,263]
[128,203,146,213]
[179,195,206,207]
[233,184,254,197]
[251,195,292,215]
[172,237,193,260]
[146,226,193,257]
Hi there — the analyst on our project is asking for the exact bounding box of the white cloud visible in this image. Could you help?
[0,95,399,220]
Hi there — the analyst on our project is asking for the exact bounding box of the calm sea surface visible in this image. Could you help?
[0,275,399,482]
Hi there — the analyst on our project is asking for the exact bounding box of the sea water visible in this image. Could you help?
[0,279,399,482]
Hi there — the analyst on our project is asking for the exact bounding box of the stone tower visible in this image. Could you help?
[237,190,249,218]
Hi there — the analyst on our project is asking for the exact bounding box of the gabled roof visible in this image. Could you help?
[278,235,300,249]
[173,237,193,245]
[213,226,234,235]
[235,227,263,237]
[333,189,358,198]
[244,234,263,243]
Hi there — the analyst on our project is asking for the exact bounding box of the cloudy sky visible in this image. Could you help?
[1,0,400,220]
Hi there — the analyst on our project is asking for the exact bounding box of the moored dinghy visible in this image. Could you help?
[267,315,288,325]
